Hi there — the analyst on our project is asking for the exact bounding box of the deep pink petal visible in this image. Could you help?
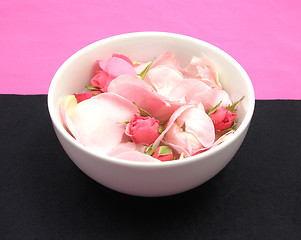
[74,91,101,103]
[112,54,133,66]
[105,57,136,77]
[91,71,113,92]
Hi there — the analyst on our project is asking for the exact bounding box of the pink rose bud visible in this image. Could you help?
[74,91,101,103]
[209,107,237,131]
[125,114,160,145]
[152,146,174,162]
[91,70,114,92]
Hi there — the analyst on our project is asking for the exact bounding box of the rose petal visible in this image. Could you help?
[113,150,161,162]
[161,140,191,158]
[152,105,193,148]
[212,130,235,148]
[108,74,181,122]
[168,78,211,104]
[144,65,183,97]
[67,92,138,154]
[182,55,222,89]
[112,54,133,66]
[176,107,215,147]
[151,51,181,71]
[74,91,101,103]
[99,56,136,78]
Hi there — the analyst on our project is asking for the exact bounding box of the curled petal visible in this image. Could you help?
[144,66,183,97]
[152,105,193,149]
[176,107,215,148]
[151,51,181,71]
[99,56,136,78]
[108,74,182,122]
[182,55,222,89]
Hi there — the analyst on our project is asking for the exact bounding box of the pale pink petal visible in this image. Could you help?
[170,80,232,111]
[182,56,203,78]
[161,140,191,158]
[176,107,215,147]
[182,55,221,89]
[133,61,151,74]
[201,89,232,111]
[151,51,181,71]
[152,105,193,148]
[199,78,220,89]
[144,66,183,97]
[113,151,161,162]
[68,93,138,154]
[59,104,78,139]
[107,142,137,157]
[108,74,182,122]
[168,78,211,104]
[163,123,192,154]
[212,130,235,148]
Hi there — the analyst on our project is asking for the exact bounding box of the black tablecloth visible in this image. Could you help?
[1,95,300,240]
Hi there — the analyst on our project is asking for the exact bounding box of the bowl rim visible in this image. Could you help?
[48,31,255,168]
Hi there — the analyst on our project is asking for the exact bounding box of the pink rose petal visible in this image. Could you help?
[151,51,181,71]
[176,107,215,148]
[113,151,161,162]
[99,56,136,78]
[152,105,193,149]
[108,74,182,122]
[144,65,183,97]
[67,92,138,154]
[168,78,212,104]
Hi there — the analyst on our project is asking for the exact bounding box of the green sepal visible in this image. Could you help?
[117,121,130,124]
[226,96,244,112]
[145,144,156,156]
[207,101,222,115]
[133,102,152,117]
[158,124,163,134]
[137,57,155,80]
[158,146,173,156]
[85,85,100,91]
[219,122,238,133]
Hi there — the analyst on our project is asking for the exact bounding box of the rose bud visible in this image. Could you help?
[125,114,160,145]
[74,91,101,103]
[152,146,174,162]
[209,107,237,131]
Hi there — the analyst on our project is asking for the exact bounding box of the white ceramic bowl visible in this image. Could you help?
[48,32,255,197]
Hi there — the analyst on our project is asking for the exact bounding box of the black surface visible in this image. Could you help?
[0,95,300,240]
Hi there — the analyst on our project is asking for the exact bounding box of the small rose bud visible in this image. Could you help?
[209,107,237,131]
[152,146,174,162]
[74,91,101,103]
[125,114,160,145]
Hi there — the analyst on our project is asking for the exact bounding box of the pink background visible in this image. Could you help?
[0,0,300,99]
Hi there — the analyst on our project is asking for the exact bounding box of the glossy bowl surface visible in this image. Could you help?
[48,32,255,197]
